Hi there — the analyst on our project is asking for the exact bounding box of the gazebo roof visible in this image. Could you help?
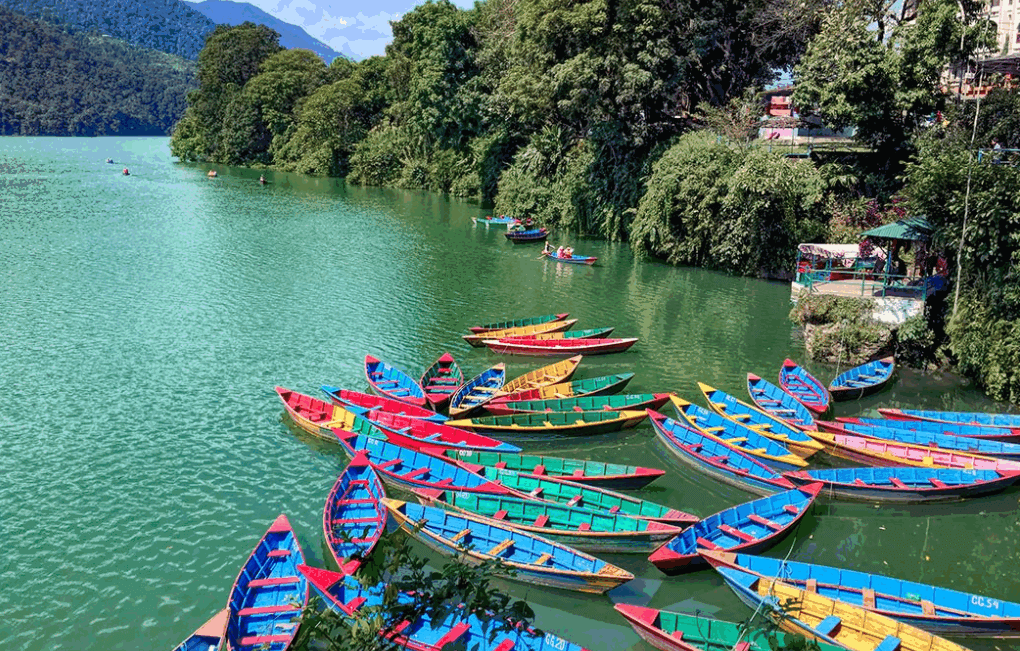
[860,216,932,241]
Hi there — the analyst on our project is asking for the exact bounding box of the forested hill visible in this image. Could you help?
[0,7,196,136]
[0,0,215,59]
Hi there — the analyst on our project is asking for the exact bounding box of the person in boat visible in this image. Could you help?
[543,242,554,255]
[525,217,534,228]
[259,174,266,184]
[122,168,129,176]
[556,245,565,258]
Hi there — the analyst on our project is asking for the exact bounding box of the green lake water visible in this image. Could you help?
[1,137,1017,651]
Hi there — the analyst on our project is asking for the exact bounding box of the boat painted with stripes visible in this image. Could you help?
[779,359,830,415]
[705,558,975,651]
[806,430,1020,471]
[647,410,795,496]
[424,448,665,489]
[702,550,1020,638]
[323,451,387,568]
[276,386,387,441]
[828,357,896,401]
[483,337,638,356]
[224,514,308,651]
[783,466,1020,502]
[878,408,1020,436]
[487,373,635,405]
[647,484,821,574]
[320,386,447,422]
[359,407,521,453]
[839,416,1020,444]
[446,409,648,438]
[614,603,844,651]
[364,354,427,407]
[822,420,1020,460]
[698,382,823,458]
[415,488,684,553]
[384,498,634,593]
[669,396,807,472]
[172,609,228,651]
[496,355,583,397]
[520,327,615,340]
[468,312,569,334]
[448,363,506,417]
[462,320,578,347]
[747,372,816,430]
[484,393,672,416]
[298,563,591,651]
[418,353,463,410]
[541,250,597,265]
[504,227,550,243]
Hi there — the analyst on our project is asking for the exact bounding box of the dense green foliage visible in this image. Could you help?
[0,7,195,135]
[0,0,215,59]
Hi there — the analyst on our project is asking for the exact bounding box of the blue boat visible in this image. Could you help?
[298,564,592,651]
[332,431,518,497]
[747,372,816,431]
[825,420,1020,461]
[647,409,795,497]
[384,498,634,593]
[364,354,428,407]
[473,214,520,226]
[669,396,807,472]
[448,362,506,417]
[828,356,895,401]
[783,466,1020,502]
[323,451,387,568]
[698,382,823,458]
[841,415,1020,443]
[879,407,1020,432]
[779,358,830,415]
[224,514,308,651]
[703,550,1020,638]
[646,483,821,575]
[172,609,227,651]
[504,227,549,243]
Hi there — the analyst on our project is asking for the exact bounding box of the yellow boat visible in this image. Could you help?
[461,319,578,347]
[496,355,582,397]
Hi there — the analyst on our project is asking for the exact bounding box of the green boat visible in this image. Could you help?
[615,603,844,651]
[486,392,673,416]
[476,467,699,526]
[431,449,666,490]
[445,409,648,437]
[523,327,616,340]
[468,312,569,334]
[485,373,635,405]
[416,489,683,553]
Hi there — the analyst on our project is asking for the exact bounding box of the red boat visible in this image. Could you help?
[320,386,447,423]
[358,408,523,454]
[483,336,638,356]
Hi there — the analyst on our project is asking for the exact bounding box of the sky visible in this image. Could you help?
[233,0,473,59]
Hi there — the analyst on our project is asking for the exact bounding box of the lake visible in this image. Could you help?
[0,137,1015,651]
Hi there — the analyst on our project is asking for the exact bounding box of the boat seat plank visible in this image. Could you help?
[493,640,517,651]
[266,549,291,558]
[492,510,509,520]
[922,600,936,616]
[725,437,748,444]
[889,477,908,489]
[874,636,902,651]
[747,513,783,531]
[929,477,948,488]
[577,522,591,532]
[336,516,380,525]
[733,413,752,421]
[248,576,300,588]
[862,588,876,609]
[451,528,472,542]
[703,426,725,433]
[608,505,620,514]
[806,578,817,593]
[237,604,302,617]
[239,634,294,646]
[345,596,367,611]
[707,455,729,465]
[565,495,582,507]
[670,631,685,640]
[534,553,552,565]
[493,461,508,469]
[695,536,722,551]
[533,514,549,527]
[402,467,430,479]
[529,487,543,498]
[390,620,411,634]
[487,539,515,556]
[375,459,403,470]
[718,524,756,542]
[434,478,455,487]
[814,615,841,637]
[434,622,472,648]
[533,464,546,475]
[783,504,800,515]
[733,644,751,651]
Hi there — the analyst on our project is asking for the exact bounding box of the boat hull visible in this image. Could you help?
[541,251,597,265]
[779,358,830,415]
[828,356,896,401]
[783,467,1020,503]
[484,337,638,356]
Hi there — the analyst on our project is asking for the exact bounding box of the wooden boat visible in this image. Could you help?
[320,386,447,423]
[614,603,845,651]
[670,396,807,472]
[487,373,635,405]
[418,353,463,410]
[699,382,823,458]
[647,483,822,574]
[224,514,307,651]
[878,408,1020,434]
[705,558,976,651]
[424,448,666,489]
[541,250,597,265]
[779,358,831,415]
[448,363,506,417]
[485,392,672,416]
[332,431,518,496]
[647,410,796,497]
[473,467,699,525]
[747,372,816,430]
[521,326,615,340]
[276,386,381,441]
[839,416,1020,444]
[703,550,1020,638]
[360,407,522,453]
[462,319,577,347]
[446,409,648,437]
[828,356,896,401]
[384,498,634,593]
[364,354,427,407]
[484,337,638,356]
[784,466,1020,503]
[415,488,684,553]
[504,227,549,243]
[298,564,591,651]
[806,430,1020,471]
[472,215,519,225]
[172,608,228,651]
[468,312,569,334]
[496,355,583,397]
[823,420,1020,461]
[323,451,387,567]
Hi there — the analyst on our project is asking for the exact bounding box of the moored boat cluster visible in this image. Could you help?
[173,314,1020,651]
